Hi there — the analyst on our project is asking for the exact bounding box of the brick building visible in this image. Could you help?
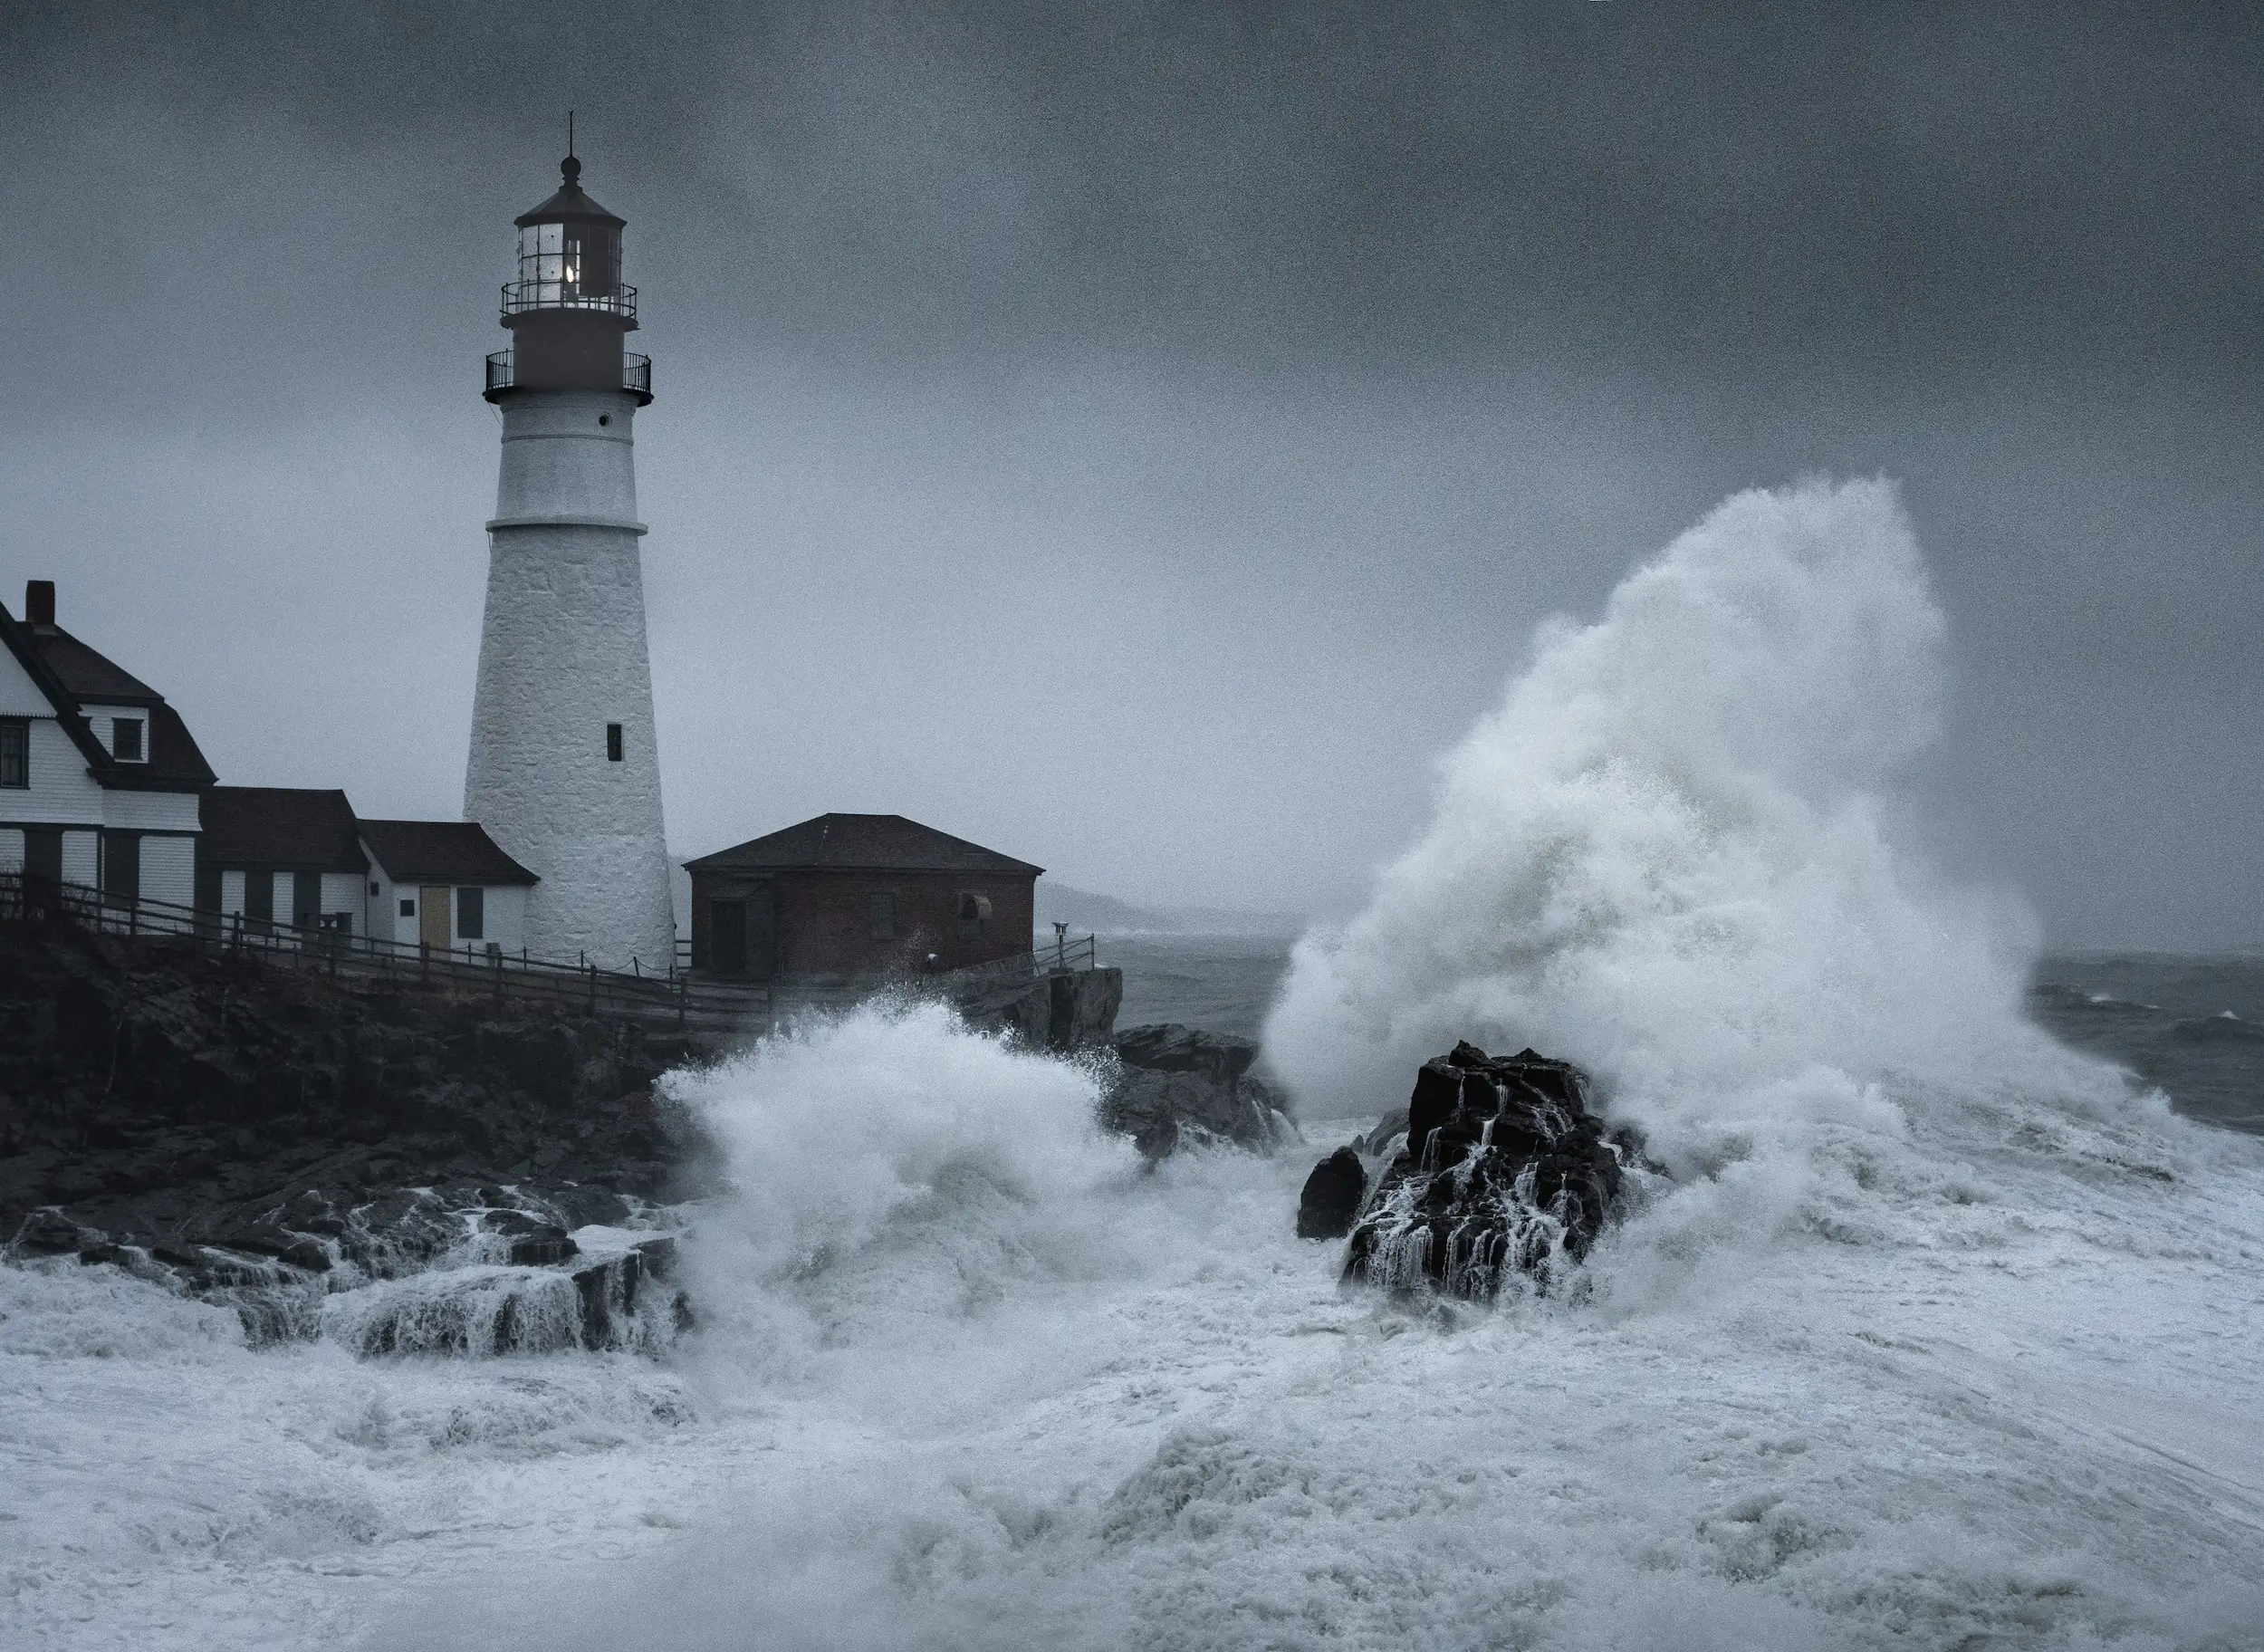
[684,813,1040,980]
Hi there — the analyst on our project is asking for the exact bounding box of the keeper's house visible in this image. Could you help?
[0,581,214,906]
[684,813,1039,981]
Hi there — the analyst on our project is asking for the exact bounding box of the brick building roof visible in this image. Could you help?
[685,813,1042,877]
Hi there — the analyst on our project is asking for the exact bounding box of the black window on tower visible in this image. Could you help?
[606,723,624,762]
[0,717,26,788]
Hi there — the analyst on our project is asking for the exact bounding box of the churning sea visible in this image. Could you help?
[1115,932,2264,1142]
[6,480,2263,1650]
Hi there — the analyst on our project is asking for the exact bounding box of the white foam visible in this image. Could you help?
[11,482,2264,1649]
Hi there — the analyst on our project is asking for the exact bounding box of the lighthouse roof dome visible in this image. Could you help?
[514,156,625,229]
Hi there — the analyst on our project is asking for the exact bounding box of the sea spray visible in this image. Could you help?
[20,485,2264,1651]
[661,997,1146,1382]
[1262,479,2106,1280]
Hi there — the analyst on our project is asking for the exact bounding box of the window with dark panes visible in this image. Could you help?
[869,890,897,939]
[456,886,485,939]
[111,718,143,761]
[0,718,25,788]
[101,831,140,907]
[606,723,624,762]
[243,869,274,932]
[955,891,991,940]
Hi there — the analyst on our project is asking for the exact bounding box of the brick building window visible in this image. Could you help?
[0,717,25,788]
[956,891,991,939]
[869,890,897,939]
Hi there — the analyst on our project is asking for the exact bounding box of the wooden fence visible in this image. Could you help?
[0,873,1098,1037]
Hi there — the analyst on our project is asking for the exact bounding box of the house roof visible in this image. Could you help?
[201,788,367,872]
[24,626,160,704]
[359,821,538,886]
[684,813,1043,877]
[118,703,217,792]
[0,604,216,792]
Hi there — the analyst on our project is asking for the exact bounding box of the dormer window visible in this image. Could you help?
[110,717,144,762]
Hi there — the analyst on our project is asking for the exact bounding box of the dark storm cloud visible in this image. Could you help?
[3,3,2260,946]
[13,1,2263,385]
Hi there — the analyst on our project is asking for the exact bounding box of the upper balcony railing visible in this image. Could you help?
[499,280,638,322]
[484,351,653,403]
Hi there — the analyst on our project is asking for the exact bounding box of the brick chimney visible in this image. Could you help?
[24,581,54,628]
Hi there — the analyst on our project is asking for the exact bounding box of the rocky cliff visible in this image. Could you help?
[0,918,715,1250]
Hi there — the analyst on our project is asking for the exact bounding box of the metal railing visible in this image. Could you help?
[484,350,652,401]
[500,280,638,321]
[950,934,1098,979]
[0,873,764,1031]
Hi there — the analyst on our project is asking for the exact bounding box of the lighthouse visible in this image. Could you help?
[465,152,675,970]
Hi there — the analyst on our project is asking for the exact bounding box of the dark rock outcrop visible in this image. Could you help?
[8,1180,686,1353]
[0,919,706,1355]
[1098,1023,1294,1156]
[1296,1146,1367,1239]
[0,919,715,1247]
[1338,1041,1632,1298]
[946,966,1123,1052]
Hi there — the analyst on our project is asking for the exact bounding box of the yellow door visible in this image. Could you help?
[418,886,452,949]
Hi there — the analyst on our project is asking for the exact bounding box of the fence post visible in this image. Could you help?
[588,961,598,1015]
[419,939,429,984]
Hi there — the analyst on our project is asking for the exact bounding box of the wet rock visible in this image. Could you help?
[0,918,715,1248]
[1296,1147,1367,1239]
[1340,1041,1635,1299]
[10,1207,84,1254]
[1099,1023,1290,1155]
[1361,1108,1409,1156]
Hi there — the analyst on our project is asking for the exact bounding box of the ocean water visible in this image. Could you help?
[6,479,2264,1650]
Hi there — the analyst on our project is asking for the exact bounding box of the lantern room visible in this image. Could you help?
[484,155,652,404]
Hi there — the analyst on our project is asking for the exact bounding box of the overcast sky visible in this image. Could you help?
[3,2,2259,947]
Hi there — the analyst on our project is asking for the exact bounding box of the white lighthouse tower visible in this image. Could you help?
[465,152,675,970]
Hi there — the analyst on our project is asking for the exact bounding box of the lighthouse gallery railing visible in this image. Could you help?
[484,350,651,399]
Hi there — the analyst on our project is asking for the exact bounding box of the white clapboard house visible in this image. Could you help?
[0,580,213,906]
[3,581,539,958]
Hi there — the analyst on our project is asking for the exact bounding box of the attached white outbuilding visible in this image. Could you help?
[358,820,537,957]
[197,787,369,934]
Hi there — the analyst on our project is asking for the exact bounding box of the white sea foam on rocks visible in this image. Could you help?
[7,481,2264,1650]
